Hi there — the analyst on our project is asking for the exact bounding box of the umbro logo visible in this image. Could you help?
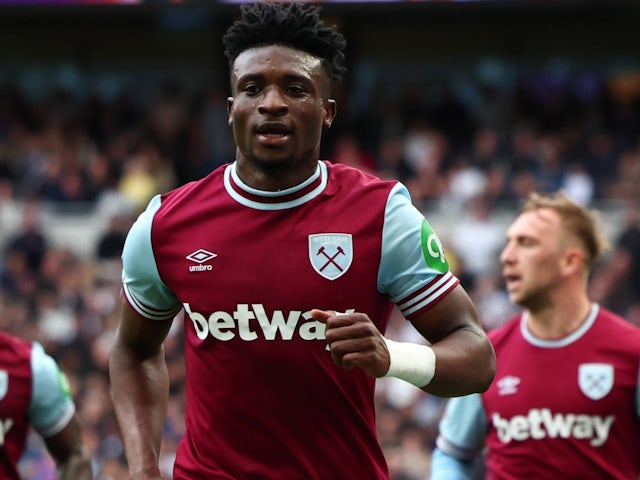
[496,375,520,396]
[186,249,217,272]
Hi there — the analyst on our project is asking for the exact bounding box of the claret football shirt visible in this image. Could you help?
[435,304,640,480]
[122,160,458,479]
[0,332,75,479]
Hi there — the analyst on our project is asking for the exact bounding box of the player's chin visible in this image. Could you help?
[506,289,523,304]
[249,151,295,170]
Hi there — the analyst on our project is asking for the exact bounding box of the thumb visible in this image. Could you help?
[310,309,334,323]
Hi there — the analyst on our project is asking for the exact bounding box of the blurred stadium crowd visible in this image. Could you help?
[1,50,639,479]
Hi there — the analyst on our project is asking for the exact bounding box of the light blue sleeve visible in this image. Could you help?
[431,448,478,480]
[28,343,75,438]
[122,194,182,320]
[378,183,456,301]
[431,393,487,480]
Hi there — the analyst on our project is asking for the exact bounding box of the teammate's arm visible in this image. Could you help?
[430,448,478,480]
[109,298,174,480]
[431,393,488,480]
[30,343,92,480]
[45,415,93,480]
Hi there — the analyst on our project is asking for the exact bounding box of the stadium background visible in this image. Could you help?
[0,1,639,478]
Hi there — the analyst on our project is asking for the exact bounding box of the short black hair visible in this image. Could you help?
[223,2,347,82]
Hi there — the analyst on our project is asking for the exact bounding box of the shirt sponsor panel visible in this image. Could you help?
[184,303,354,342]
[492,408,614,447]
[420,220,449,273]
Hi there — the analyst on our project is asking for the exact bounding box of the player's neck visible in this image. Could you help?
[235,158,320,192]
[526,293,592,340]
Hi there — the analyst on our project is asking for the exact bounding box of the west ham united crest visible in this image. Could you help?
[308,233,353,280]
[578,363,613,400]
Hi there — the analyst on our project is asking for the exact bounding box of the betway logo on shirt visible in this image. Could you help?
[492,409,614,447]
[184,303,354,341]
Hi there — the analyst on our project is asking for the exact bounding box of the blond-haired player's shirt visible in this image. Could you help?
[433,304,640,480]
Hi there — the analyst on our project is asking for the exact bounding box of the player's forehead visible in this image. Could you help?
[507,208,561,240]
[232,44,324,82]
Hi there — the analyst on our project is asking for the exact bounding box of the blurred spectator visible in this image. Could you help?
[403,125,448,206]
[377,135,415,183]
[402,120,441,175]
[0,246,39,300]
[144,81,194,185]
[328,133,378,173]
[470,126,504,171]
[4,199,47,273]
[590,205,640,320]
[449,197,504,289]
[118,149,161,212]
[508,166,537,200]
[95,214,132,261]
[385,423,433,480]
[585,130,618,196]
[508,122,538,174]
[0,178,21,235]
[442,154,486,213]
[560,162,594,206]
[470,273,519,331]
[35,282,77,344]
[606,146,640,201]
[194,86,236,174]
[531,133,567,194]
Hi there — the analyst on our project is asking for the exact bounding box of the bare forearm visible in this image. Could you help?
[406,287,496,398]
[425,325,496,397]
[58,451,92,480]
[46,414,92,480]
[109,342,169,478]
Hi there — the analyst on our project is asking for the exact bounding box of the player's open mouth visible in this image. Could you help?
[256,123,291,146]
[257,133,289,146]
[503,274,521,290]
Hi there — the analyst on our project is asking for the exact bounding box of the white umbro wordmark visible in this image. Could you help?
[186,249,217,272]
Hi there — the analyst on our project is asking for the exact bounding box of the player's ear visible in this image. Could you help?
[323,99,336,128]
[227,96,234,125]
[562,247,584,276]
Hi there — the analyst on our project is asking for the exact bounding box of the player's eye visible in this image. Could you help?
[243,84,261,96]
[519,238,536,247]
[286,84,306,96]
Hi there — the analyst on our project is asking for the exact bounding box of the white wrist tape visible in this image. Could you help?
[383,338,436,388]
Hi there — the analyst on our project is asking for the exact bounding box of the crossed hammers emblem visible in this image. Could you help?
[317,246,345,272]
[584,373,608,394]
[578,363,613,400]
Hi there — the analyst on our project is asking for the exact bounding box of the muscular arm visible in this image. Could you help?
[364,184,495,395]
[109,297,174,480]
[44,415,92,480]
[316,285,495,398]
[411,285,495,397]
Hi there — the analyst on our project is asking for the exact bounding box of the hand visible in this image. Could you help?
[130,465,165,480]
[311,309,390,377]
